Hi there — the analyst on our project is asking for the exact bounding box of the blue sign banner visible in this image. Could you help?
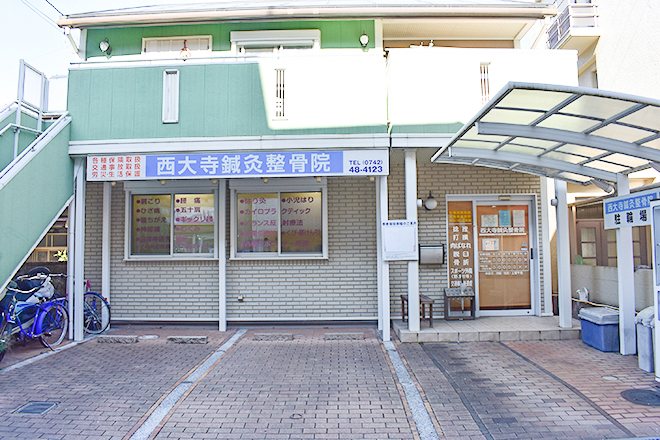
[603,189,660,229]
[146,151,346,178]
[87,150,389,181]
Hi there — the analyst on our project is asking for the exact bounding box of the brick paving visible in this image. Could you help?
[400,339,660,440]
[507,340,660,438]
[0,325,231,440]
[1,324,660,440]
[153,327,415,440]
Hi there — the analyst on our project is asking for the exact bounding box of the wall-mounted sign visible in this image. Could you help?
[604,188,660,229]
[382,220,418,261]
[87,150,389,181]
[447,201,474,289]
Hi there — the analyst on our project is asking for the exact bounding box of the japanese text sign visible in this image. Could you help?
[87,150,388,181]
[604,189,660,229]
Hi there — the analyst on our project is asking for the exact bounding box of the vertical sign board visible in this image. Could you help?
[649,201,660,382]
[447,201,475,289]
[382,221,418,261]
[604,188,660,229]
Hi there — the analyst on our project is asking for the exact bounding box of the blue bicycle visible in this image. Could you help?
[0,267,69,364]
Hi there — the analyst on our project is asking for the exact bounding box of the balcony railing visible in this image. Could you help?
[548,0,599,49]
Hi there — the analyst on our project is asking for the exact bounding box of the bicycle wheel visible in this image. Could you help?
[39,303,68,348]
[83,292,111,334]
[0,319,12,364]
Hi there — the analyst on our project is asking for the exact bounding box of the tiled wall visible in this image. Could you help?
[84,158,543,321]
[387,160,543,316]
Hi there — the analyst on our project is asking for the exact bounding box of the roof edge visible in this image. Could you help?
[58,6,557,29]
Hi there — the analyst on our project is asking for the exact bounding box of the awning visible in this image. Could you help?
[431,82,660,187]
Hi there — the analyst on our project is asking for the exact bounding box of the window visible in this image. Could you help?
[162,70,179,123]
[480,62,490,105]
[142,36,212,56]
[125,182,216,259]
[27,233,68,262]
[230,30,320,55]
[574,203,649,267]
[275,68,285,118]
[230,178,327,259]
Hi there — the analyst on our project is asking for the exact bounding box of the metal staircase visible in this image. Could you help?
[0,61,73,291]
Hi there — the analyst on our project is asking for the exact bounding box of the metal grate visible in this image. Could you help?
[13,402,59,415]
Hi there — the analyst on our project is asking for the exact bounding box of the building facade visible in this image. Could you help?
[52,1,579,336]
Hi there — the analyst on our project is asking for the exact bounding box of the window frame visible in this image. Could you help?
[229,177,328,260]
[230,30,321,55]
[162,69,179,124]
[142,35,212,57]
[124,181,219,261]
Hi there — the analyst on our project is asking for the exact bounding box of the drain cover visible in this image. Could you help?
[621,389,660,406]
[13,402,58,415]
[138,335,159,340]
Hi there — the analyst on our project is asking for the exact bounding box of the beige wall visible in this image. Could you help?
[85,159,546,321]
[582,0,660,99]
[387,158,544,317]
[571,264,653,312]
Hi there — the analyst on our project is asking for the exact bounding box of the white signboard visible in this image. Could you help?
[87,149,389,181]
[604,188,660,229]
[382,220,418,261]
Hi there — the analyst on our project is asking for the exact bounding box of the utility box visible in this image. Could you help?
[579,307,620,352]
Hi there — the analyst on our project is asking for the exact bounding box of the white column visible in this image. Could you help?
[540,177,555,316]
[218,180,227,332]
[376,176,390,341]
[555,179,572,328]
[66,184,75,340]
[616,174,636,355]
[405,149,420,332]
[102,181,112,330]
[72,158,86,341]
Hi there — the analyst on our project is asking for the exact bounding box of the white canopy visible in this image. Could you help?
[432,82,660,188]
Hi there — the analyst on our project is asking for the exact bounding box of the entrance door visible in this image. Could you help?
[476,202,533,313]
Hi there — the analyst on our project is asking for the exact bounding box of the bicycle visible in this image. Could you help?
[82,280,111,334]
[40,270,111,335]
[0,268,69,364]
[26,268,111,334]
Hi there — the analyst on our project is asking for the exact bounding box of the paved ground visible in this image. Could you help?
[0,323,659,440]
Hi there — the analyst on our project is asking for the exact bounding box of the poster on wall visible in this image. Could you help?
[447,201,474,289]
[382,220,418,261]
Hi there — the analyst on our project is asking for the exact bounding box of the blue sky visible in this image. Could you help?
[1,0,206,108]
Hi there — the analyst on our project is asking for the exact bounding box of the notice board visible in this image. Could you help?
[382,220,418,261]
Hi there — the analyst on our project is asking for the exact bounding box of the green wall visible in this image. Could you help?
[68,63,385,141]
[0,120,73,288]
[86,20,375,58]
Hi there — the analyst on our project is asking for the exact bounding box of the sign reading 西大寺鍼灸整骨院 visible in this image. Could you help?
[86,150,389,181]
[603,188,660,229]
